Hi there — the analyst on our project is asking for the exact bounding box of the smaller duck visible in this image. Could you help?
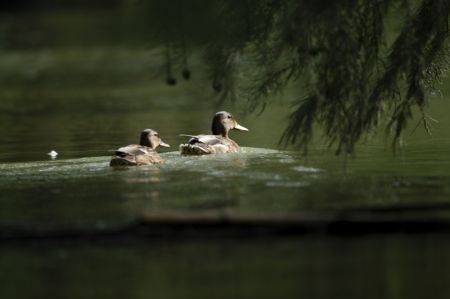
[180,111,248,155]
[110,129,170,166]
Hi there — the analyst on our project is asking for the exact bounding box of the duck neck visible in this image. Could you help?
[212,122,228,138]
[139,134,152,148]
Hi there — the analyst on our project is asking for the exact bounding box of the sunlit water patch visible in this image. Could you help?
[0,147,314,188]
[0,148,316,224]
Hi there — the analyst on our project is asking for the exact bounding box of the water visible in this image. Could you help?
[1,115,450,298]
[2,235,450,299]
[1,3,450,298]
[2,146,450,227]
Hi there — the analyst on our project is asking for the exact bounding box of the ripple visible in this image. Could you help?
[292,166,323,173]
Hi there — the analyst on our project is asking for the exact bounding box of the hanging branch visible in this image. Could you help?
[157,0,450,154]
[165,43,177,85]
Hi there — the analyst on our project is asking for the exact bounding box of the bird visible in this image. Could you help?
[110,129,170,166]
[180,111,248,155]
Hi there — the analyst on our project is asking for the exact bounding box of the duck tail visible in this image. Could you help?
[179,134,198,138]
[179,143,211,155]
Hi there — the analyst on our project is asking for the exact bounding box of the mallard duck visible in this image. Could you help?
[180,111,248,155]
[110,129,170,166]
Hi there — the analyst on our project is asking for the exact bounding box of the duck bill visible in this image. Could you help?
[159,140,171,148]
[234,123,249,131]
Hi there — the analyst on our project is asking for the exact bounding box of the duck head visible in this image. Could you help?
[139,129,170,149]
[211,111,249,137]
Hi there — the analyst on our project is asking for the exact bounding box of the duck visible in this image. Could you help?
[110,129,170,166]
[180,111,248,155]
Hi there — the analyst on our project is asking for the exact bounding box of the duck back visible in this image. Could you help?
[180,135,239,155]
[110,145,163,166]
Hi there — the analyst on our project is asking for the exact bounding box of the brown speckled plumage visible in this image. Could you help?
[110,129,169,167]
[180,111,248,156]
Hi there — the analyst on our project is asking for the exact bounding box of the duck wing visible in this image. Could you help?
[182,134,224,145]
[115,145,150,157]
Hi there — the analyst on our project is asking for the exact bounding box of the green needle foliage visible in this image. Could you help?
[149,0,450,154]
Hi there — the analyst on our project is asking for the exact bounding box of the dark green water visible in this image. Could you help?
[1,4,450,299]
[2,235,450,299]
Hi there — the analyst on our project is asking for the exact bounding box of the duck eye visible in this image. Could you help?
[227,115,232,119]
